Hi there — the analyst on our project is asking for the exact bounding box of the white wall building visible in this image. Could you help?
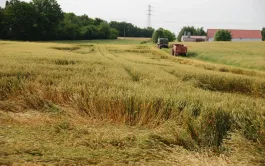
[181,36,207,42]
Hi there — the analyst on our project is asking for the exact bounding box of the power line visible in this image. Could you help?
[147,4,152,27]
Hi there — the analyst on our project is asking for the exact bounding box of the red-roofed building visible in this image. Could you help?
[207,29,262,42]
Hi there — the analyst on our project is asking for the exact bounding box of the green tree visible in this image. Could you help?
[79,14,94,26]
[5,0,19,6]
[163,29,176,42]
[98,22,111,39]
[1,0,153,40]
[109,28,119,39]
[214,30,232,41]
[88,25,99,39]
[3,1,39,40]
[109,21,154,37]
[5,0,10,7]
[57,12,115,40]
[0,7,5,32]
[196,27,206,36]
[152,28,175,43]
[94,18,105,26]
[32,0,63,40]
[80,25,99,39]
[144,27,155,37]
[58,13,81,40]
[262,28,265,41]
[152,28,165,43]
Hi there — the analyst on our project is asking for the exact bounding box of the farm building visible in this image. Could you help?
[207,29,262,42]
[181,36,207,42]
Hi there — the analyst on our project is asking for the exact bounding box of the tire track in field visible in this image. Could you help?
[97,45,113,61]
[105,45,173,66]
[99,45,143,82]
[123,58,172,67]
[104,45,177,83]
[105,46,119,58]
[103,45,146,82]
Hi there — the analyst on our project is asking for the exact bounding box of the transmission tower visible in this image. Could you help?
[147,4,152,27]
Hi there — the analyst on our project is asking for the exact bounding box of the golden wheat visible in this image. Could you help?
[0,40,264,165]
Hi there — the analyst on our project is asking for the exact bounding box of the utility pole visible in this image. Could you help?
[147,4,152,27]
[123,23,126,39]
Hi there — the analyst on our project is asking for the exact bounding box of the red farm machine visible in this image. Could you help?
[171,44,188,56]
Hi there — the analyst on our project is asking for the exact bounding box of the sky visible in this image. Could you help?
[1,0,264,34]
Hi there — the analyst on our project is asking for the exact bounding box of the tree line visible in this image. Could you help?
[0,0,154,41]
[2,0,262,42]
[109,21,154,38]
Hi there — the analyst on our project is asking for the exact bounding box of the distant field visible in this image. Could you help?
[0,39,265,165]
[117,37,152,41]
[51,37,152,45]
[169,42,265,71]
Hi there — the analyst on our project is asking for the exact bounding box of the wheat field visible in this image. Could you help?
[0,40,265,165]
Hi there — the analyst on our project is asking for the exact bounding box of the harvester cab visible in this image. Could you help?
[157,38,169,49]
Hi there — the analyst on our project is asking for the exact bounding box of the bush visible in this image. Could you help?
[262,28,265,41]
[214,30,232,41]
[109,28,119,39]
[152,28,165,43]
[152,28,176,43]
[163,30,176,42]
[140,41,147,44]
[55,59,77,65]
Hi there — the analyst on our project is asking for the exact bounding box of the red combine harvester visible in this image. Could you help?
[171,44,188,56]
